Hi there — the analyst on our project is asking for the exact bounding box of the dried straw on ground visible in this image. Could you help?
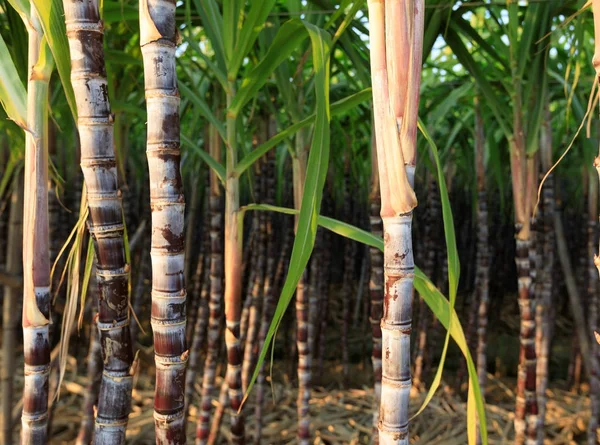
[2,347,593,444]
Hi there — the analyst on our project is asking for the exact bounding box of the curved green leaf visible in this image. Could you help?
[31,0,77,121]
[235,88,372,176]
[242,21,331,407]
[179,82,227,141]
[0,32,27,128]
[229,19,309,117]
[415,119,486,445]
[228,0,277,79]
[181,134,226,184]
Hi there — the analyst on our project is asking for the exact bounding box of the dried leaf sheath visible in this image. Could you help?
[140,0,188,442]
[22,7,52,443]
[63,1,134,442]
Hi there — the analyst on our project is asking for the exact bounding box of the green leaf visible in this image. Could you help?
[229,19,309,117]
[414,119,486,445]
[6,0,29,25]
[413,267,487,444]
[192,0,226,73]
[243,21,331,408]
[0,31,27,128]
[444,26,510,139]
[30,0,78,121]
[240,203,382,251]
[179,82,227,142]
[228,0,277,79]
[181,134,226,184]
[182,29,229,92]
[235,88,371,176]
[222,0,241,63]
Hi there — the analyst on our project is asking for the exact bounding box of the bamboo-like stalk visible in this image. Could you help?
[242,161,266,393]
[21,7,53,442]
[510,71,539,445]
[367,1,422,443]
[196,124,224,444]
[207,380,229,445]
[255,151,277,444]
[536,102,553,443]
[473,97,490,393]
[471,98,490,445]
[2,173,23,445]
[223,83,245,443]
[76,269,102,445]
[140,2,188,440]
[63,1,135,441]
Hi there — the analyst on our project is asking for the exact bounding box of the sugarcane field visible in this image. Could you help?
[6,0,600,444]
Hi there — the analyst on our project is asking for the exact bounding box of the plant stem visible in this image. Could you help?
[140,1,188,441]
[21,7,52,442]
[196,107,224,444]
[63,1,135,441]
[224,83,245,443]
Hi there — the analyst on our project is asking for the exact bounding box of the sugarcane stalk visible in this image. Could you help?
[223,81,245,442]
[196,123,223,444]
[63,1,135,441]
[139,1,188,441]
[21,7,53,442]
[367,1,422,443]
[242,159,266,393]
[255,150,277,445]
[207,380,229,445]
[1,173,23,445]
[536,101,553,443]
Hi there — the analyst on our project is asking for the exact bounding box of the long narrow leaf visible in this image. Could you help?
[229,19,309,117]
[179,82,227,141]
[30,0,77,121]
[228,0,277,78]
[243,22,332,407]
[181,134,226,184]
[0,32,26,128]
[416,119,487,444]
[235,88,371,176]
